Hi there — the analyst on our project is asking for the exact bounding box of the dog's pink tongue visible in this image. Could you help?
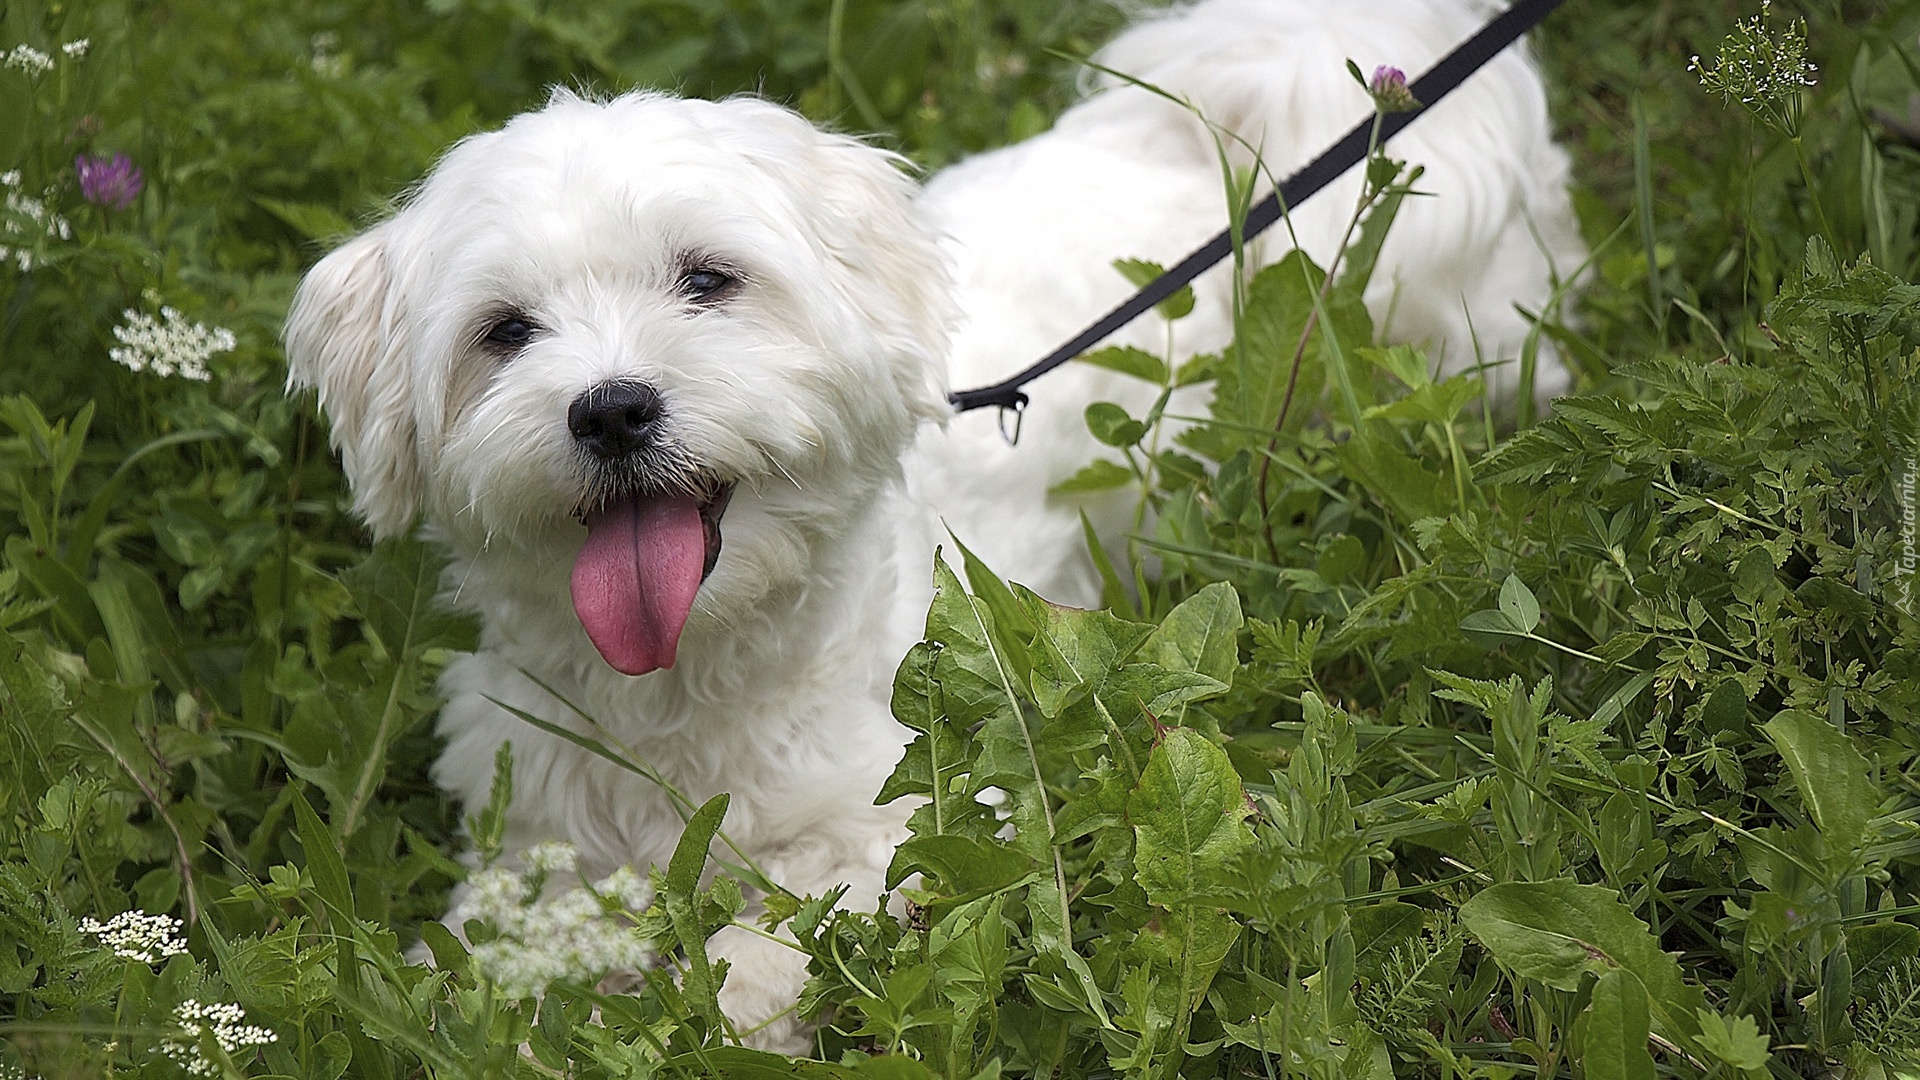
[571,496,706,676]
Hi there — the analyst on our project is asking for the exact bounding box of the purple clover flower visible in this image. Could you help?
[1367,65,1420,113]
[75,152,143,211]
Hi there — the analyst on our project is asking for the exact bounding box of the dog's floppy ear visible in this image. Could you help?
[797,133,956,426]
[284,224,424,539]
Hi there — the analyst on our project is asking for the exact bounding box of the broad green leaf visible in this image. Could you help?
[1085,402,1149,447]
[662,1045,904,1078]
[1195,251,1370,458]
[1459,880,1703,1043]
[886,834,1037,897]
[1335,432,1449,522]
[1130,728,1253,906]
[1350,902,1428,984]
[1701,678,1749,734]
[1848,922,1920,994]
[881,642,994,840]
[1498,575,1542,633]
[1139,581,1243,684]
[1121,728,1254,1065]
[1459,608,1530,641]
[1760,710,1879,860]
[1584,969,1656,1080]
[292,789,355,924]
[1026,603,1152,718]
[1102,664,1229,720]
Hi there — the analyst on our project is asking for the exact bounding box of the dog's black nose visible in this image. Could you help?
[569,381,662,459]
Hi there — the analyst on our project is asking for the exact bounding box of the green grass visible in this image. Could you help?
[2,0,1919,1077]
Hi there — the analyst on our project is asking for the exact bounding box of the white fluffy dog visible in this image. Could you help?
[285,0,1581,1052]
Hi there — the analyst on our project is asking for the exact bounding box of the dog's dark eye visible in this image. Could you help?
[680,269,735,303]
[484,315,538,349]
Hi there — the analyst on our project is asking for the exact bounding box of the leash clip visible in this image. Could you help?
[997,394,1029,446]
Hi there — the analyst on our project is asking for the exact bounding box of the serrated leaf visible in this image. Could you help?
[1358,343,1430,388]
[926,556,1019,729]
[1112,257,1194,320]
[1050,459,1133,494]
[1363,375,1482,427]
[1692,1009,1772,1070]
[1077,345,1170,385]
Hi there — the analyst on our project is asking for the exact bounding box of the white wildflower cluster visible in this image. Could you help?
[1689,1,1819,138]
[0,170,72,273]
[78,910,189,964]
[108,306,235,381]
[3,44,51,75]
[159,1000,278,1077]
[3,38,87,74]
[454,843,655,999]
[309,32,346,78]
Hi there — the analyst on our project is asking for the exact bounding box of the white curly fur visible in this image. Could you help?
[285,0,1582,1051]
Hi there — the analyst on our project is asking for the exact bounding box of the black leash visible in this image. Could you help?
[948,0,1569,416]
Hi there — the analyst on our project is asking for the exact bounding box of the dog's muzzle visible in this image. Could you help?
[564,379,734,677]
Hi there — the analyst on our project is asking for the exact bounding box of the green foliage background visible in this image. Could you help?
[1,0,1918,1076]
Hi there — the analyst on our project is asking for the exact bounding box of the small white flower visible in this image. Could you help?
[60,39,89,59]
[309,32,346,78]
[453,843,654,998]
[594,865,652,911]
[523,840,579,874]
[3,44,52,75]
[1690,3,1818,137]
[108,306,235,381]
[0,183,71,273]
[79,910,188,964]
[160,1000,277,1077]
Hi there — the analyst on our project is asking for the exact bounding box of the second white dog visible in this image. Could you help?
[285,0,1581,1052]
